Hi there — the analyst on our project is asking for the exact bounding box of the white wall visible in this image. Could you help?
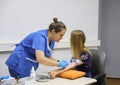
[0,0,99,43]
[0,0,99,77]
[0,52,10,76]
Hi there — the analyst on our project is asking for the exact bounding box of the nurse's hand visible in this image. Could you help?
[58,60,69,68]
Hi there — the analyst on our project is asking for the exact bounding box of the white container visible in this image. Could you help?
[30,66,36,84]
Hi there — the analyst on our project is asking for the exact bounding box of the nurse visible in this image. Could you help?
[5,18,68,78]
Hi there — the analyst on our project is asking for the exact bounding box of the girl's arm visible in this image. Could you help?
[49,59,83,78]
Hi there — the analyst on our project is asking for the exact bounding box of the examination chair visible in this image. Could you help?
[90,49,107,85]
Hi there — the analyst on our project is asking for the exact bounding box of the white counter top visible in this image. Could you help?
[35,77,97,85]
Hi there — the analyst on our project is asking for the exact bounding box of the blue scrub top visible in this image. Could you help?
[6,29,55,77]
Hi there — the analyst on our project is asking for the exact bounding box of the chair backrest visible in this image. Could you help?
[90,49,106,77]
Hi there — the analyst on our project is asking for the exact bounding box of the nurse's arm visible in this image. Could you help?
[48,56,57,61]
[35,50,58,66]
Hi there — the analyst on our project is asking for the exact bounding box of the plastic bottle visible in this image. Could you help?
[30,66,36,84]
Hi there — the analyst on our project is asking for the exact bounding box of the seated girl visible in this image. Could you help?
[49,29,92,78]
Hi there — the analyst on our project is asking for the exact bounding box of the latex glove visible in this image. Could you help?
[58,60,69,68]
[70,58,76,62]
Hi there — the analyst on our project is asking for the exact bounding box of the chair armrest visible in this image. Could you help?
[94,73,106,79]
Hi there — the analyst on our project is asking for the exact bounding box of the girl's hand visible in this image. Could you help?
[48,71,58,79]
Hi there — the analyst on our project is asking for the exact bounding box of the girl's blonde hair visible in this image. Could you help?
[70,30,90,59]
